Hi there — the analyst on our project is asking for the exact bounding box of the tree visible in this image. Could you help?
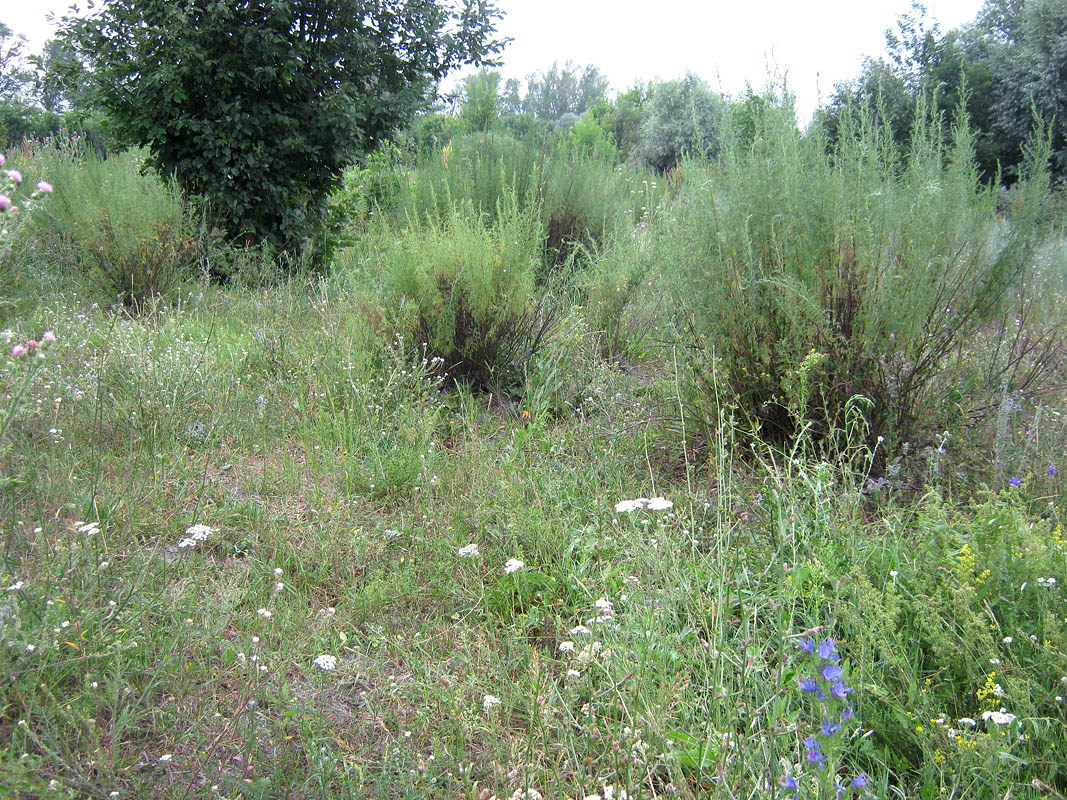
[60,1,506,254]
[633,74,725,172]
[524,61,609,120]
[0,22,32,100]
[460,68,501,132]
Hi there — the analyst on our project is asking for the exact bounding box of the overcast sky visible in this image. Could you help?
[3,0,986,120]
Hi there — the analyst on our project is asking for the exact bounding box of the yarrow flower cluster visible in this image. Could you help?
[503,558,525,574]
[177,523,215,548]
[782,634,871,799]
[313,654,337,671]
[614,496,673,514]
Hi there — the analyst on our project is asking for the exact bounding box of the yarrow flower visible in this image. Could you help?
[559,641,575,653]
[186,524,214,540]
[256,608,272,619]
[981,709,1016,725]
[503,558,524,574]
[645,497,673,511]
[483,694,501,710]
[313,654,337,671]
[614,498,648,514]
[457,543,479,558]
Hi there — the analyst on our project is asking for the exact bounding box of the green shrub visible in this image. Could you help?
[372,200,556,391]
[661,98,1054,450]
[27,142,198,310]
[396,132,638,274]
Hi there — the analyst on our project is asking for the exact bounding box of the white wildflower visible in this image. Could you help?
[559,641,575,653]
[185,524,214,541]
[256,608,272,619]
[567,669,582,679]
[457,543,480,558]
[159,754,173,762]
[77,521,100,535]
[1003,636,1013,644]
[503,558,524,574]
[313,654,337,671]
[570,625,592,636]
[594,597,614,617]
[483,694,501,710]
[645,497,673,511]
[614,498,648,514]
[981,710,1016,725]
[177,538,197,548]
[958,717,976,727]
[6,581,23,591]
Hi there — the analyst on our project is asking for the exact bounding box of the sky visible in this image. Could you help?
[2,0,987,120]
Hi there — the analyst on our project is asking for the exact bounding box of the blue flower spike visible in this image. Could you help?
[821,663,844,682]
[817,637,838,662]
[797,637,815,654]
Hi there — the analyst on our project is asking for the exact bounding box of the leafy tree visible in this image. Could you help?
[588,84,647,157]
[991,0,1067,178]
[524,61,609,120]
[460,68,501,132]
[60,0,506,255]
[0,22,32,100]
[633,74,725,172]
[29,39,91,114]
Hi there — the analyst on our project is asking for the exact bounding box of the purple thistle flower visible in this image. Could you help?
[817,637,838,662]
[829,680,854,699]
[800,677,819,694]
[1008,476,1022,487]
[821,664,844,682]
[797,637,815,654]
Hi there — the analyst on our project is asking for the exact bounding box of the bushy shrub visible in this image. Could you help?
[661,98,1055,450]
[372,201,556,392]
[27,142,198,310]
[633,74,726,172]
[397,132,634,273]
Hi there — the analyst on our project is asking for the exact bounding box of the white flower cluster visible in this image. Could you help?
[178,523,215,548]
[457,543,479,558]
[313,654,337,671]
[614,497,673,514]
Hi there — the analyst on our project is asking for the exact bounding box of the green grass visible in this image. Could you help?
[0,132,1065,800]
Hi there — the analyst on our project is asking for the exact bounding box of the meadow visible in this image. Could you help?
[0,104,1065,800]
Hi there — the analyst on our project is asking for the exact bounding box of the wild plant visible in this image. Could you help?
[370,199,559,392]
[661,96,1057,455]
[26,141,199,311]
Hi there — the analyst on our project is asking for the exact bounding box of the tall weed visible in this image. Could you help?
[27,141,198,311]
[661,98,1056,452]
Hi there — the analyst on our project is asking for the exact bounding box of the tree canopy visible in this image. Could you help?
[60,0,507,252]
